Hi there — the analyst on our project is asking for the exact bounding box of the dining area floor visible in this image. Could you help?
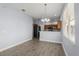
[0,39,65,56]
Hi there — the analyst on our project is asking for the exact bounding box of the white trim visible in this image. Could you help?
[40,39,63,44]
[62,43,68,56]
[0,39,32,52]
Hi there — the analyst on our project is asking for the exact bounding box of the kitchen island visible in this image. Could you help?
[40,31,62,43]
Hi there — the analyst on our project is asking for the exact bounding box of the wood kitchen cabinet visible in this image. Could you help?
[44,20,62,31]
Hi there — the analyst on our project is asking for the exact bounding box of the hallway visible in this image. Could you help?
[0,39,65,56]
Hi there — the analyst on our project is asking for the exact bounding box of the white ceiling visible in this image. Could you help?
[0,3,65,19]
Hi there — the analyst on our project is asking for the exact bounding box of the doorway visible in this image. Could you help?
[33,24,41,40]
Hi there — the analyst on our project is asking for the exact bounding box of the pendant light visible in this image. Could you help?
[41,3,50,22]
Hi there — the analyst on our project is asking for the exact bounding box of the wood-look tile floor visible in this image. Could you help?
[0,39,65,56]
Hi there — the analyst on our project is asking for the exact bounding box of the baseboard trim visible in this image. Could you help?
[40,39,63,44]
[62,43,68,56]
[0,39,32,52]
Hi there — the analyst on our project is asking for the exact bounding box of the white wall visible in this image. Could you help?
[40,31,62,43]
[61,3,79,56]
[0,6,33,51]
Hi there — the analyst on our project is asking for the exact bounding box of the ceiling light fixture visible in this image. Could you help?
[41,3,50,23]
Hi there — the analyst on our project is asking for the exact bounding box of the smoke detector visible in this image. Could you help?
[21,9,26,12]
